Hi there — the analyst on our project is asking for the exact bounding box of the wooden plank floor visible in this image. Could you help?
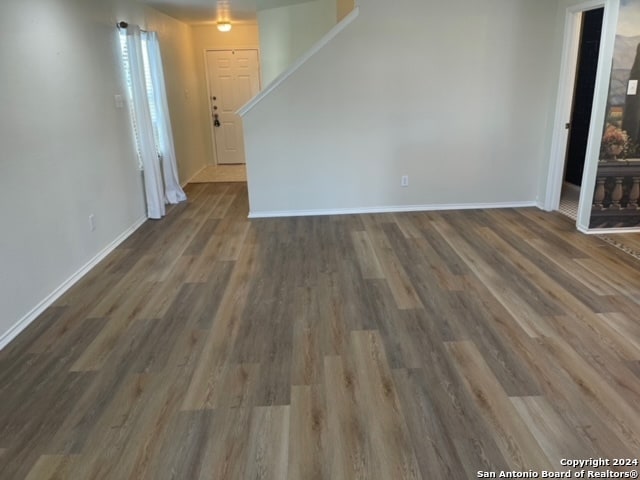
[601,232,640,262]
[1,182,640,479]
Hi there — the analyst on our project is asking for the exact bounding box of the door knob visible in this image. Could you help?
[214,113,221,127]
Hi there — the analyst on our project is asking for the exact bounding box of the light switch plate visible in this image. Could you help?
[114,94,125,108]
[628,79,638,95]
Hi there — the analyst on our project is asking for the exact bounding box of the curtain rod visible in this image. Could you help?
[116,21,148,33]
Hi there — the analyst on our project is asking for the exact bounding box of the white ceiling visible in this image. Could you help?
[138,0,315,24]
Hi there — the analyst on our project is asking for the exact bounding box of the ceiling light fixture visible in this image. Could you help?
[217,21,232,32]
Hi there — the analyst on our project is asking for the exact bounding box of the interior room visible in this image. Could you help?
[1,0,640,478]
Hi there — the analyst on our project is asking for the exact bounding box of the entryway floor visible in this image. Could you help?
[558,184,580,221]
[190,164,247,183]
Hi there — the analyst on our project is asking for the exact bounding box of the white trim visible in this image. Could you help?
[237,7,360,117]
[203,48,217,166]
[248,201,538,219]
[544,0,606,213]
[0,216,147,351]
[576,0,620,230]
[578,225,640,235]
[577,216,591,232]
[204,48,261,165]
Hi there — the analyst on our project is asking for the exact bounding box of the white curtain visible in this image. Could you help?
[146,32,187,205]
[125,26,186,219]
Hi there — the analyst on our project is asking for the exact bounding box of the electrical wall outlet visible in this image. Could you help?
[401,175,409,187]
[89,214,96,232]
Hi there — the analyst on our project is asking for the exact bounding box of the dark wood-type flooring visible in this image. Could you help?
[1,182,640,479]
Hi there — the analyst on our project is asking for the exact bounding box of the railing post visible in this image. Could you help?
[629,176,640,209]
[593,177,606,210]
[610,177,624,210]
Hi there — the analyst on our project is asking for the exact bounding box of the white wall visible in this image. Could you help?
[243,0,562,216]
[0,0,204,345]
[258,0,337,86]
[191,23,261,165]
[147,11,209,183]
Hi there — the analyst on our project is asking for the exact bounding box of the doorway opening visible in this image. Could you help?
[204,49,261,166]
[558,7,604,221]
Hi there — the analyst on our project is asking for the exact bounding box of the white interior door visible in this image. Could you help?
[206,50,260,165]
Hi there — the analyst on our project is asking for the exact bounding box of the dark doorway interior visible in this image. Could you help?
[564,7,604,186]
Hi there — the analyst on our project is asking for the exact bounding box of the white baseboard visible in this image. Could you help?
[578,225,640,235]
[0,216,147,351]
[536,200,548,211]
[248,201,538,219]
